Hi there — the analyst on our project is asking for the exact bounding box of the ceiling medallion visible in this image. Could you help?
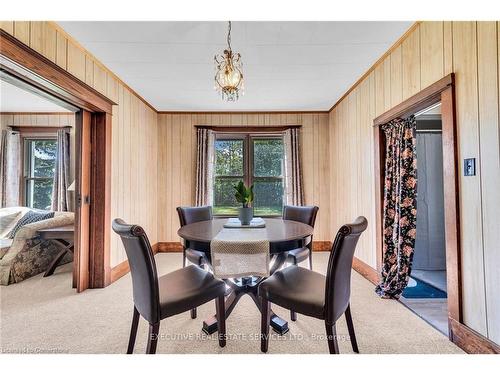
[214,21,244,101]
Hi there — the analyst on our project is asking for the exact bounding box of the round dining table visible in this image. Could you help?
[178,218,314,335]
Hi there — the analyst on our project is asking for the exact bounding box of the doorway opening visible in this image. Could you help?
[373,74,462,341]
[399,103,448,335]
[1,29,115,291]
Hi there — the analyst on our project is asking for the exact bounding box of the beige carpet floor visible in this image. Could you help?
[0,253,464,354]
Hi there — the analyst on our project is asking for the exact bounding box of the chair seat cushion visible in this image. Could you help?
[159,265,225,318]
[287,247,310,264]
[258,266,326,319]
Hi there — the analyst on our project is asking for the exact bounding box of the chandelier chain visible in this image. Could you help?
[227,21,232,51]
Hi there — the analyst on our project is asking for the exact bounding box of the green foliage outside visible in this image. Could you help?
[213,138,284,216]
[26,139,57,210]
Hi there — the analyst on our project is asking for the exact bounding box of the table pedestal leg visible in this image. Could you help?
[202,284,289,335]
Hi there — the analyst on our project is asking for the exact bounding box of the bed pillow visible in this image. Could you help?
[7,210,55,239]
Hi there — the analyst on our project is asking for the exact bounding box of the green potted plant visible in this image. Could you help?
[234,180,254,225]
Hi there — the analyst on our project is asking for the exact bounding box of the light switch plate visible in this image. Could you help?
[464,158,476,176]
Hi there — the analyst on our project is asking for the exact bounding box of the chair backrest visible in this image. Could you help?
[112,218,160,324]
[282,205,319,227]
[324,216,368,324]
[176,206,213,227]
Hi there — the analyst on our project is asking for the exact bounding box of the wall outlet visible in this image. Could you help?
[464,158,476,176]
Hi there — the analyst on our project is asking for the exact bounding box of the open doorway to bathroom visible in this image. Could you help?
[399,103,448,335]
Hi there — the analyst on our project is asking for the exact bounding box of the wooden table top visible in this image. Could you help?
[177,218,313,243]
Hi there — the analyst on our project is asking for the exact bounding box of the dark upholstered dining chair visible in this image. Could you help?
[283,205,319,270]
[282,205,319,321]
[176,206,213,319]
[258,216,368,354]
[112,218,227,354]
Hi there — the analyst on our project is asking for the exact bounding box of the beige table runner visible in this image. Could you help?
[211,227,270,278]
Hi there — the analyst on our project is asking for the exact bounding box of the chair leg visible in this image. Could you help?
[290,256,297,321]
[182,248,186,267]
[261,297,271,353]
[146,322,160,354]
[345,304,359,353]
[215,295,226,347]
[325,322,339,354]
[190,308,197,319]
[127,306,140,354]
[308,247,313,270]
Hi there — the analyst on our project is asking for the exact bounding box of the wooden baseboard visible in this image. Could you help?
[156,242,183,252]
[352,256,379,285]
[155,241,332,252]
[110,243,160,283]
[350,256,500,354]
[110,259,129,283]
[312,241,332,251]
[449,318,500,354]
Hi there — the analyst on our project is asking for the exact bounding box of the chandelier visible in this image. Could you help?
[214,21,244,101]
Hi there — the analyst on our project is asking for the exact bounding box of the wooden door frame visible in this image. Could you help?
[373,74,462,336]
[1,29,115,291]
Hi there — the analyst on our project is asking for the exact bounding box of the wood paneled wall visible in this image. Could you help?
[157,112,331,242]
[0,22,159,269]
[328,21,500,344]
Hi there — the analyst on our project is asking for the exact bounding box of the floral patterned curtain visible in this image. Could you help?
[375,116,418,299]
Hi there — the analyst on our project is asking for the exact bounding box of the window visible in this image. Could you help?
[23,138,57,210]
[213,134,284,216]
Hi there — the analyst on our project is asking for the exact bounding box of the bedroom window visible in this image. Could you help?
[213,134,284,216]
[23,138,57,210]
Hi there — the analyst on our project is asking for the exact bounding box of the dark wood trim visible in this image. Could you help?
[11,126,71,133]
[312,241,332,251]
[373,74,453,126]
[196,125,301,132]
[449,318,500,354]
[372,75,463,338]
[153,241,331,254]
[0,29,115,114]
[74,109,91,292]
[89,113,112,288]
[441,86,462,323]
[352,257,379,285]
[160,111,328,115]
[0,112,74,115]
[156,242,184,252]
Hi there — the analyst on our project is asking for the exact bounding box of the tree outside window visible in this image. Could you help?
[213,134,284,216]
[23,138,57,210]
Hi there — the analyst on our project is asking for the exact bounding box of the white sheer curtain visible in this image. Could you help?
[283,128,304,206]
[195,128,215,206]
[51,129,71,211]
[0,129,21,208]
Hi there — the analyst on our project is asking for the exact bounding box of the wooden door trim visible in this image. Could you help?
[373,73,463,333]
[0,30,115,113]
[89,113,112,287]
[1,29,113,291]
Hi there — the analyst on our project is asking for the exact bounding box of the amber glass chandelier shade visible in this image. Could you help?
[214,22,244,101]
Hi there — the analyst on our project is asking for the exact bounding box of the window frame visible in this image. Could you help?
[213,131,285,217]
[21,135,58,209]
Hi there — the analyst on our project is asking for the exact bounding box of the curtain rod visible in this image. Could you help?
[195,125,302,131]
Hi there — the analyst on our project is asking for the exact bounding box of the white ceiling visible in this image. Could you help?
[58,21,412,111]
[0,80,72,112]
